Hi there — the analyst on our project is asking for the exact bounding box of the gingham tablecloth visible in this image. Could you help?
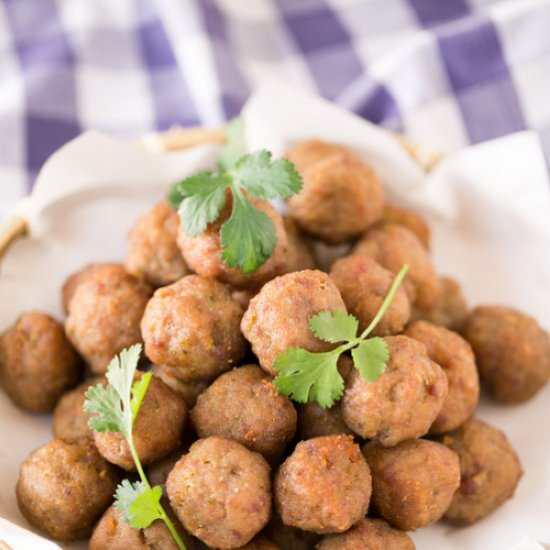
[0,0,549,219]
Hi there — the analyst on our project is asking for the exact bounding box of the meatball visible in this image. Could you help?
[330,255,410,335]
[342,335,448,446]
[65,264,152,374]
[275,435,372,534]
[405,321,479,433]
[381,203,431,249]
[147,450,187,488]
[231,288,256,310]
[62,263,108,314]
[52,376,106,442]
[283,217,316,273]
[436,418,523,525]
[177,193,289,289]
[90,504,194,550]
[285,139,347,173]
[152,364,208,408]
[353,224,441,310]
[191,365,297,460]
[16,439,119,541]
[142,275,246,382]
[287,150,384,243]
[125,200,188,287]
[363,439,460,531]
[411,276,468,332]
[241,270,346,375]
[264,513,320,550]
[0,311,80,412]
[462,306,550,403]
[298,357,353,440]
[166,437,271,549]
[317,518,415,550]
[94,375,187,470]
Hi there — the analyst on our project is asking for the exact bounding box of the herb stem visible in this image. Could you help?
[359,264,409,339]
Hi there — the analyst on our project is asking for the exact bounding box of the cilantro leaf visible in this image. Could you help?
[219,117,245,171]
[115,480,164,529]
[309,310,359,344]
[273,348,344,409]
[179,184,227,237]
[233,150,302,200]
[220,191,277,273]
[85,383,124,434]
[352,337,389,382]
[130,372,152,425]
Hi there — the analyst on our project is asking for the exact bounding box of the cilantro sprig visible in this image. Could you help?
[273,265,409,408]
[168,118,302,273]
[84,345,186,550]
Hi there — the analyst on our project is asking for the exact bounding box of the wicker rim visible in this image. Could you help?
[0,127,442,261]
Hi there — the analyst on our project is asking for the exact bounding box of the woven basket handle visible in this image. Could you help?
[0,127,441,261]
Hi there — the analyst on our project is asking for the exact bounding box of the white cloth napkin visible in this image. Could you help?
[1,83,550,549]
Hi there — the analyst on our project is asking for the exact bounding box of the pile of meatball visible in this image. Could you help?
[1,139,549,549]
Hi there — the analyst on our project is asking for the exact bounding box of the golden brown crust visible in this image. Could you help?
[125,200,189,287]
[0,311,81,412]
[191,365,297,460]
[463,306,550,403]
[363,439,460,531]
[330,255,410,336]
[93,376,187,470]
[64,264,152,374]
[381,203,431,249]
[353,224,441,310]
[436,418,523,525]
[342,335,448,445]
[405,321,479,433]
[16,439,119,541]
[316,518,415,550]
[275,435,372,534]
[141,275,246,382]
[283,217,317,273]
[166,437,272,549]
[241,270,346,375]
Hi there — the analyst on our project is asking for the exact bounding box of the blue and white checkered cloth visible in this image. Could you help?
[1,0,550,219]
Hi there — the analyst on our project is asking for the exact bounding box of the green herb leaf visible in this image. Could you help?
[115,480,164,529]
[273,348,344,408]
[179,184,227,237]
[130,372,152,425]
[309,310,359,344]
[84,383,124,434]
[233,150,302,200]
[219,117,245,171]
[351,337,390,382]
[220,190,277,272]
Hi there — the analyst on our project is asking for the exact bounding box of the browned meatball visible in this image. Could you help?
[191,365,297,460]
[275,435,372,534]
[152,364,208,408]
[298,357,353,440]
[405,321,479,433]
[436,418,523,525]
[353,224,441,310]
[287,150,384,243]
[411,276,469,331]
[142,275,246,382]
[286,139,348,173]
[264,513,320,550]
[62,263,109,314]
[166,437,271,549]
[283,217,316,273]
[231,288,256,310]
[0,311,80,412]
[317,518,415,550]
[52,376,106,442]
[342,335,448,446]
[363,439,460,531]
[89,504,196,550]
[463,306,550,403]
[177,193,289,289]
[65,264,152,374]
[241,270,346,375]
[125,200,189,287]
[16,439,119,541]
[381,203,431,249]
[147,449,187,488]
[330,256,410,335]
[94,376,187,470]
